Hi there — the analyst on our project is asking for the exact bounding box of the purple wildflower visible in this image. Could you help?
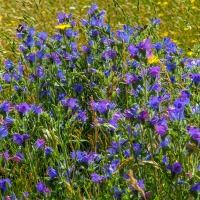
[34,139,45,149]
[186,126,200,144]
[190,182,200,192]
[13,152,24,162]
[137,110,149,121]
[36,182,46,193]
[73,84,83,94]
[76,110,87,122]
[4,59,14,70]
[0,179,11,192]
[149,66,161,79]
[155,124,168,136]
[15,103,31,114]
[47,166,59,179]
[91,173,106,183]
[0,126,9,138]
[128,44,138,57]
[13,133,30,145]
[45,147,53,155]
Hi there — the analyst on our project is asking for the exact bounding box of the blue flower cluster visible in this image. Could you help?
[0,3,199,199]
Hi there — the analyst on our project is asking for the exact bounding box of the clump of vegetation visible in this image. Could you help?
[0,4,199,199]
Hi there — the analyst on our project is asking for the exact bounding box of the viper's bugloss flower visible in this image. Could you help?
[124,73,138,84]
[0,101,11,113]
[186,126,200,144]
[150,18,161,25]
[153,42,162,51]
[71,150,99,163]
[166,62,177,72]
[13,152,24,162]
[190,182,200,192]
[3,116,14,126]
[90,100,115,114]
[168,107,184,121]
[13,133,29,145]
[137,38,152,58]
[190,73,200,84]
[102,49,117,61]
[137,110,149,121]
[91,173,106,183]
[76,110,87,122]
[148,96,161,109]
[0,126,9,138]
[24,191,29,198]
[57,12,66,23]
[173,162,182,174]
[15,103,31,114]
[51,52,62,66]
[149,66,161,79]
[162,155,168,164]
[4,59,14,70]
[124,106,139,120]
[0,179,11,192]
[61,98,79,109]
[167,162,182,174]
[34,139,45,149]
[31,104,43,114]
[37,32,48,40]
[47,166,59,179]
[45,147,53,155]
[36,182,47,193]
[156,124,168,136]
[73,84,83,94]
[128,44,138,57]
[159,137,170,148]
[24,36,34,48]
[3,73,11,83]
[4,150,9,162]
[87,3,98,15]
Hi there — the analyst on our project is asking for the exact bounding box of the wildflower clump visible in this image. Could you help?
[0,4,200,199]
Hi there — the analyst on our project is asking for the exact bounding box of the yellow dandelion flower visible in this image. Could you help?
[158,13,164,17]
[157,2,161,5]
[187,52,194,56]
[163,2,168,5]
[163,32,168,37]
[55,23,71,30]
[190,0,195,3]
[148,55,160,65]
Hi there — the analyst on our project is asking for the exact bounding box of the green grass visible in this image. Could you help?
[0,0,200,64]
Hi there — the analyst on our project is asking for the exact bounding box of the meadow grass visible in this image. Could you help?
[0,0,200,64]
[0,1,200,200]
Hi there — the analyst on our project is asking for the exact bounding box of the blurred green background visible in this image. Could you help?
[0,0,200,63]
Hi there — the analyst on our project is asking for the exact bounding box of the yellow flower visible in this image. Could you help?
[191,6,197,9]
[172,39,180,45]
[148,55,160,65]
[163,32,168,37]
[187,52,193,56]
[163,2,168,5]
[55,23,71,30]
[184,27,189,31]
[191,40,197,43]
[190,0,195,3]
[158,13,164,17]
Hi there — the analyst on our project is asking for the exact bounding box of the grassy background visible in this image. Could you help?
[0,0,200,63]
